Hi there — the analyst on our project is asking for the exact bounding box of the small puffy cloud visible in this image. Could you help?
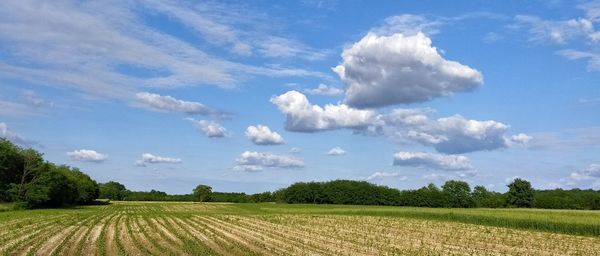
[245,125,284,145]
[67,149,107,163]
[136,153,181,167]
[393,151,473,171]
[326,146,346,156]
[186,118,227,138]
[136,92,214,115]
[365,171,406,181]
[0,122,36,146]
[234,151,304,171]
[510,133,533,144]
[333,32,483,108]
[304,84,344,96]
[271,90,375,132]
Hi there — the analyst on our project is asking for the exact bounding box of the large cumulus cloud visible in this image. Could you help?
[333,32,483,108]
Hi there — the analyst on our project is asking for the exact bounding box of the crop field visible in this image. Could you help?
[1,202,599,255]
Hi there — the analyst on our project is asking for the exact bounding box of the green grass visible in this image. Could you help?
[1,202,599,255]
[175,203,600,237]
[1,202,599,237]
[0,203,14,212]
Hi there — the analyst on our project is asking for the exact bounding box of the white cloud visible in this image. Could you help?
[0,100,35,117]
[569,164,600,181]
[245,125,284,145]
[136,153,181,167]
[186,118,227,138]
[393,151,473,171]
[382,110,511,154]
[510,133,533,144]
[234,151,304,171]
[0,1,327,100]
[257,36,329,60]
[374,14,443,36]
[364,171,406,181]
[514,10,600,72]
[326,146,346,156]
[0,122,35,146]
[515,15,597,44]
[270,91,520,154]
[136,92,214,115]
[557,49,600,71]
[271,90,375,132]
[67,149,107,163]
[333,32,483,108]
[304,84,344,96]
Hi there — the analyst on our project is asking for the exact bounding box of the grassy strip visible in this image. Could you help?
[318,209,600,237]
[248,204,600,237]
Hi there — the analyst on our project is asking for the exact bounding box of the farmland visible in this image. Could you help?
[1,202,599,255]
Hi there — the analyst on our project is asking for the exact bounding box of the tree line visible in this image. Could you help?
[99,179,600,210]
[278,179,600,210]
[0,139,99,208]
[2,139,599,210]
[98,182,275,203]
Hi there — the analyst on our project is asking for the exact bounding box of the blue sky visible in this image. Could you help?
[1,0,599,194]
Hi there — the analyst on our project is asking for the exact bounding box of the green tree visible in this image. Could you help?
[0,139,24,201]
[21,163,78,208]
[442,180,474,208]
[63,167,99,204]
[472,185,505,208]
[99,181,128,200]
[506,178,534,208]
[11,148,44,202]
[193,185,212,202]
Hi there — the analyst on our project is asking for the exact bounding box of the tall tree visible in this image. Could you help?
[506,178,534,208]
[442,180,474,208]
[0,139,24,201]
[14,149,44,201]
[193,185,212,202]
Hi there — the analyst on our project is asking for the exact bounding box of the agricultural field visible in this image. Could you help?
[1,202,599,255]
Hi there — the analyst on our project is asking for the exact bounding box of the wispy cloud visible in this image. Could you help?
[0,1,329,102]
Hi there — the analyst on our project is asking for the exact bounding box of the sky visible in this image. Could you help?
[1,0,599,194]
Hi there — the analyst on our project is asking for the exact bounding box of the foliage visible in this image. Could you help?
[506,178,535,208]
[282,180,402,205]
[0,139,99,208]
[0,139,24,202]
[472,185,505,208]
[533,189,600,210]
[192,185,212,202]
[442,180,475,208]
[99,181,128,200]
